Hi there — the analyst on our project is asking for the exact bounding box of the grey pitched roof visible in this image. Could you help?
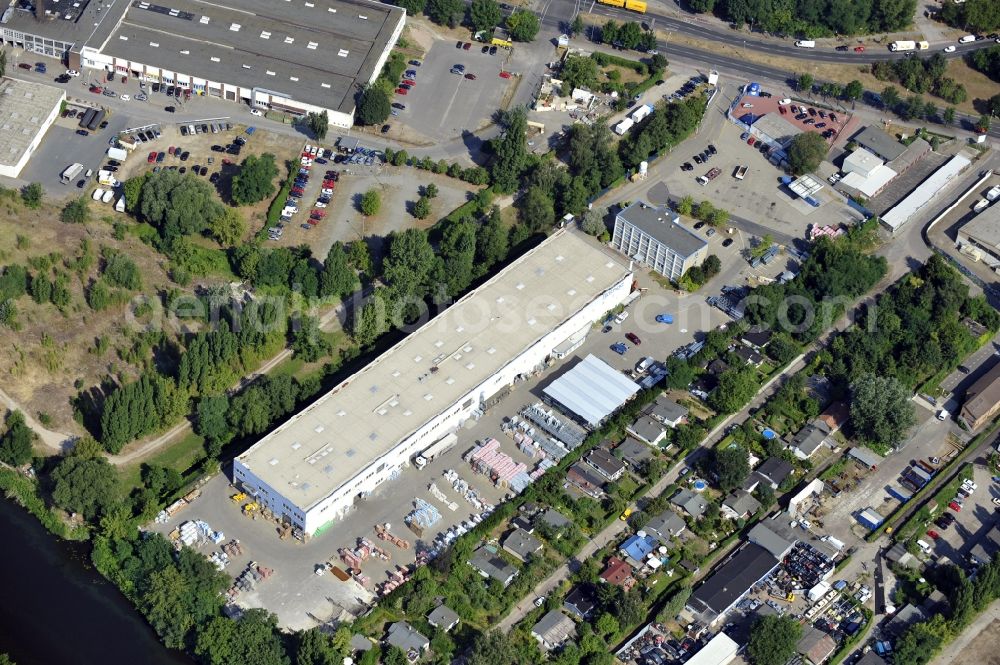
[855,125,907,161]
[615,436,654,466]
[629,415,666,443]
[689,544,779,616]
[563,585,598,619]
[586,448,627,478]
[427,605,460,630]
[791,421,831,456]
[538,507,573,529]
[885,604,927,637]
[670,488,708,518]
[502,528,543,561]
[645,395,688,424]
[531,610,577,647]
[645,509,687,539]
[385,622,429,653]
[757,457,794,485]
[740,328,773,348]
[350,635,374,652]
[797,626,837,664]
[735,346,764,365]
[616,202,709,258]
[468,546,518,584]
[723,489,761,517]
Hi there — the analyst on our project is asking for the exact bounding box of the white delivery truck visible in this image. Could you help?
[795,40,816,48]
[889,40,929,51]
[107,147,128,161]
[413,432,458,470]
[60,162,84,185]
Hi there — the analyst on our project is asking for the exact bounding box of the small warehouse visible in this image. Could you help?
[543,354,640,427]
[857,508,884,530]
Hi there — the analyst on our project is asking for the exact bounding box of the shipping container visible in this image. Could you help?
[87,109,106,131]
[78,108,96,129]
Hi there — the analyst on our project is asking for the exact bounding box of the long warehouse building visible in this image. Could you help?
[234,230,634,534]
[1,0,404,128]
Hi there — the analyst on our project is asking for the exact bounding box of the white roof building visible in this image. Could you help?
[543,354,640,426]
[0,78,64,178]
[880,153,972,234]
[234,230,633,534]
[686,632,740,665]
[843,147,884,178]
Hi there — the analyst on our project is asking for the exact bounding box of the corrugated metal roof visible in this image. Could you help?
[543,354,639,426]
[881,153,971,231]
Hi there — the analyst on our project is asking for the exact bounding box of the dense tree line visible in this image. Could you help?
[871,54,968,106]
[231,242,356,299]
[689,0,915,37]
[231,153,279,206]
[939,0,1000,34]
[619,96,707,169]
[966,46,1000,83]
[745,236,887,344]
[99,371,188,454]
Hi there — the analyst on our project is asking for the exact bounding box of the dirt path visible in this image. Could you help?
[0,387,74,453]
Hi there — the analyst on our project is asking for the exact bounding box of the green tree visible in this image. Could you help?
[61,197,90,224]
[796,73,814,93]
[143,566,196,648]
[196,394,233,455]
[580,206,607,236]
[20,183,42,209]
[519,185,555,232]
[353,288,391,346]
[687,0,715,11]
[467,631,520,665]
[86,279,112,311]
[976,114,992,133]
[490,107,529,193]
[943,106,956,124]
[232,153,278,205]
[708,367,759,414]
[425,0,464,26]
[348,240,373,277]
[596,612,620,637]
[51,454,120,519]
[506,9,540,41]
[383,228,435,296]
[356,84,390,126]
[195,609,290,665]
[413,195,432,220]
[850,373,916,452]
[785,131,829,175]
[208,207,247,246]
[747,615,802,665]
[881,85,901,110]
[295,627,345,665]
[305,111,329,140]
[0,410,35,466]
[290,315,331,362]
[844,79,864,103]
[139,170,224,242]
[713,444,750,491]
[475,209,509,272]
[122,173,147,212]
[103,251,142,290]
[319,242,357,299]
[559,56,600,95]
[570,14,585,36]
[601,20,620,45]
[360,189,381,216]
[469,0,502,32]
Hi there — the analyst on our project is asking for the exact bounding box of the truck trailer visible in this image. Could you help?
[413,432,459,470]
[60,163,84,184]
[889,40,929,51]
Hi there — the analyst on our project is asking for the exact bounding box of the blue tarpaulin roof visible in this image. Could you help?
[737,113,758,126]
[621,534,657,560]
[746,82,761,96]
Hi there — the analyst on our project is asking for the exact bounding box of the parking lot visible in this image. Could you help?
[149,242,731,630]
[397,38,514,143]
[924,464,999,566]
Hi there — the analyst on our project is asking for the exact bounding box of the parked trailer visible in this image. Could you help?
[60,162,84,184]
[78,108,97,129]
[107,147,128,162]
[413,432,458,470]
[87,109,106,131]
[889,40,929,51]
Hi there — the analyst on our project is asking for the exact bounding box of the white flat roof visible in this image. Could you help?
[237,230,632,509]
[543,354,639,425]
[686,632,739,665]
[0,79,63,168]
[790,175,824,198]
[841,165,897,197]
[843,147,884,175]
[882,153,971,231]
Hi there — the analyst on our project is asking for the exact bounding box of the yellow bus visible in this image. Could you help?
[598,0,646,12]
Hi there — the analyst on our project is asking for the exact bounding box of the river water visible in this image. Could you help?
[0,499,193,665]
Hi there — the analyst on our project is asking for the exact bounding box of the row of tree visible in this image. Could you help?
[388,0,538,40]
[871,54,968,105]
[687,0,916,38]
[937,0,1000,33]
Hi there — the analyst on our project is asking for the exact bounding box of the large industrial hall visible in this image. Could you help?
[234,230,634,534]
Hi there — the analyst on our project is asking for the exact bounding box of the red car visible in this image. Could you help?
[499,71,511,79]
[463,42,471,50]
[90,86,103,94]
[147,151,157,163]
[949,501,962,512]
[626,333,642,345]
[927,530,939,540]
[747,136,756,146]
[395,88,408,95]
[465,73,477,80]
[402,79,416,86]
[854,46,865,53]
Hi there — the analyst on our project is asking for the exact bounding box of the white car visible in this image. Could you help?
[65,69,80,77]
[314,200,327,208]
[250,108,264,116]
[742,103,754,108]
[944,45,956,53]
[310,145,320,156]
[321,188,333,196]
[120,94,130,101]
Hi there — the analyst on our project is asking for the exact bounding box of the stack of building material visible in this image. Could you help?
[406,499,442,531]
[521,403,586,449]
[465,438,528,488]
[179,521,200,546]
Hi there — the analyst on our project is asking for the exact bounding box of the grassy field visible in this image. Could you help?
[119,430,206,489]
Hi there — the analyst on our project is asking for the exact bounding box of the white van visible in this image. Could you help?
[635,356,654,373]
[795,40,816,48]
[614,310,629,325]
[959,35,976,44]
[917,539,932,553]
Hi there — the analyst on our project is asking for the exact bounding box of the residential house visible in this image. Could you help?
[600,556,636,590]
[620,533,658,566]
[856,654,888,665]
[586,448,627,481]
[627,415,667,446]
[615,436,654,469]
[959,361,1000,429]
[745,457,794,491]
[468,546,518,586]
[427,605,460,632]
[384,622,429,655]
[734,345,764,367]
[510,514,535,533]
[671,488,709,518]
[531,610,577,651]
[721,489,762,520]
[502,528,544,562]
[563,585,598,619]
[644,394,688,428]
[537,507,573,531]
[349,635,374,654]
[885,604,927,638]
[566,461,606,499]
[706,358,730,375]
[817,402,849,433]
[797,626,837,665]
[789,420,831,460]
[644,509,687,541]
[740,327,773,351]
[969,523,1000,565]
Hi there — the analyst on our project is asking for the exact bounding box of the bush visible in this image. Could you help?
[360,189,381,216]
[61,197,90,224]
[20,183,43,208]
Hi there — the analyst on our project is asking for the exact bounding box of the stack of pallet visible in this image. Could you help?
[465,438,527,488]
